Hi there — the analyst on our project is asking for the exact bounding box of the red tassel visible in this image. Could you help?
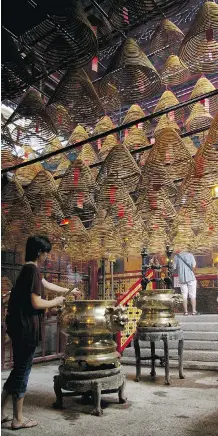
[97,139,102,150]
[73,168,80,186]
[168,111,175,121]
[196,156,205,177]
[124,129,128,139]
[206,28,214,42]
[24,152,29,159]
[118,203,125,218]
[128,215,133,227]
[45,200,52,216]
[109,186,117,204]
[77,192,84,209]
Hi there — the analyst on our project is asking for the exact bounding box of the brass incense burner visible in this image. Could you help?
[60,300,128,370]
[134,289,182,329]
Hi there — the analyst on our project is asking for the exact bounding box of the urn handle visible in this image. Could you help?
[105,305,128,332]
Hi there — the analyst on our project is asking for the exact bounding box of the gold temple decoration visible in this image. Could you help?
[185,103,213,134]
[99,135,119,160]
[179,1,218,73]
[3,90,56,148]
[48,68,104,125]
[100,38,161,104]
[153,90,184,123]
[188,77,218,114]
[97,143,141,192]
[68,125,89,145]
[149,127,194,181]
[123,126,149,151]
[150,19,184,57]
[122,104,150,133]
[154,114,180,133]
[161,55,190,86]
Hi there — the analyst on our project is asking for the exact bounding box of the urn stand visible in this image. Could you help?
[53,300,128,415]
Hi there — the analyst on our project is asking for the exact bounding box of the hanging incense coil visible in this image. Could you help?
[183,137,198,157]
[25,170,59,200]
[33,195,64,222]
[63,190,97,222]
[97,143,141,192]
[148,228,170,255]
[54,160,71,178]
[99,135,119,160]
[98,82,121,113]
[154,114,180,133]
[179,1,218,73]
[161,55,190,86]
[88,212,121,259]
[2,178,24,213]
[2,218,33,251]
[149,127,194,181]
[15,162,44,186]
[100,38,161,105]
[136,187,176,223]
[62,216,88,244]
[4,90,57,149]
[96,174,135,214]
[47,104,73,136]
[194,112,218,186]
[172,216,196,252]
[185,103,213,134]
[58,159,97,202]
[33,210,63,242]
[78,144,97,166]
[1,28,31,100]
[122,104,150,133]
[108,0,189,29]
[138,160,178,199]
[188,77,218,114]
[68,125,89,145]
[1,142,19,170]
[6,195,33,225]
[123,126,149,151]
[93,116,115,135]
[20,2,97,72]
[153,90,184,123]
[48,68,104,125]
[150,19,184,58]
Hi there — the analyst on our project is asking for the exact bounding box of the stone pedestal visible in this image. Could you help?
[134,327,185,385]
[53,365,126,416]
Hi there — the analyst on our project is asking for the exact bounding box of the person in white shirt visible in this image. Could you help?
[173,251,197,316]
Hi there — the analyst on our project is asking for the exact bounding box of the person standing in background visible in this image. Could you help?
[173,250,197,316]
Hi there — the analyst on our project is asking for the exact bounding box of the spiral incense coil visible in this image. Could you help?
[58,159,97,202]
[78,144,97,166]
[108,0,189,29]
[15,162,44,186]
[122,104,150,133]
[194,112,218,186]
[100,38,161,105]
[138,160,178,199]
[4,90,57,148]
[47,104,73,135]
[188,77,218,114]
[153,90,184,123]
[148,228,170,255]
[161,55,190,86]
[185,103,213,133]
[179,1,218,73]
[1,28,31,100]
[68,125,89,145]
[150,127,194,181]
[63,190,97,222]
[62,216,88,242]
[123,126,149,151]
[195,228,218,253]
[136,187,176,222]
[33,211,63,242]
[150,19,184,58]
[25,170,59,200]
[93,116,115,135]
[98,82,121,113]
[2,218,33,251]
[48,68,104,125]
[20,2,97,72]
[139,149,151,168]
[2,178,24,210]
[97,143,141,193]
[88,212,121,259]
[96,174,135,212]
[1,146,19,170]
[34,194,65,222]
[6,195,33,224]
[99,135,119,160]
[154,114,180,133]
[183,137,198,157]
[172,220,196,253]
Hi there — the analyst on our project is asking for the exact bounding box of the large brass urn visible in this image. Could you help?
[60,300,127,370]
[135,289,182,329]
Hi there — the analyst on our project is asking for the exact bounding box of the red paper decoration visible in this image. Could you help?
[73,168,80,186]
[110,186,117,204]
